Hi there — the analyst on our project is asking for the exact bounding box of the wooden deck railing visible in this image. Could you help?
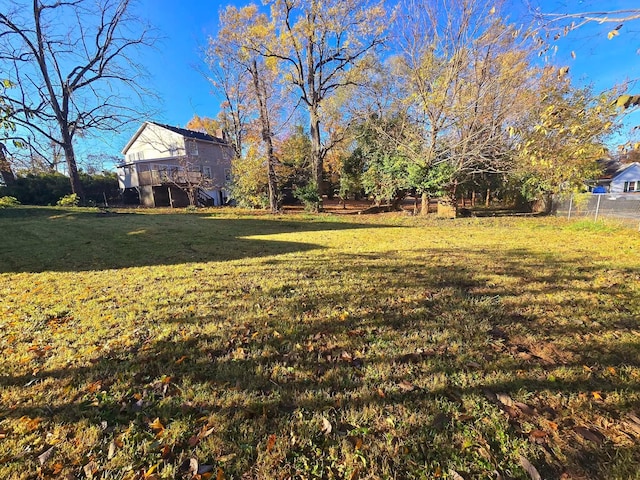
[138,170,204,186]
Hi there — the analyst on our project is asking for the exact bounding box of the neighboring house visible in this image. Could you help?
[117,121,234,207]
[592,160,640,195]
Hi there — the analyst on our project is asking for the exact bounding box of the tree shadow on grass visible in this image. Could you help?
[0,207,387,273]
[1,244,639,478]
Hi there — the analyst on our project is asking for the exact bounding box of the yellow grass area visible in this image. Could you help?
[0,207,639,479]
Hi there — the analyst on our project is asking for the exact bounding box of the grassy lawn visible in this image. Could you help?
[1,207,639,479]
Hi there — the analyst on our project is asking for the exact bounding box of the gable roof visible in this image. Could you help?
[148,122,226,144]
[597,159,640,179]
[122,121,227,154]
[611,162,640,180]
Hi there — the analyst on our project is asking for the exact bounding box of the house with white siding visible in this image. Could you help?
[593,161,640,196]
[117,121,234,207]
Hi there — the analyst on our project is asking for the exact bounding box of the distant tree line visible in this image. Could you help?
[201,0,629,214]
[0,172,120,206]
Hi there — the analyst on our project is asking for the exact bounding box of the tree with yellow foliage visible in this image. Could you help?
[511,71,619,211]
[251,0,390,201]
[210,5,282,212]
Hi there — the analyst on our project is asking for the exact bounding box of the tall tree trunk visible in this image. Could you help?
[485,188,490,207]
[421,192,429,216]
[250,60,278,213]
[62,141,85,203]
[309,106,323,197]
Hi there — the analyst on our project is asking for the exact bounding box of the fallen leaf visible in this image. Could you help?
[52,463,63,475]
[189,458,199,476]
[519,455,542,480]
[398,380,416,392]
[321,416,332,435]
[376,388,385,398]
[160,445,171,459]
[266,434,276,453]
[449,470,465,480]
[217,467,225,480]
[83,460,98,479]
[198,464,214,475]
[592,391,603,401]
[496,393,514,406]
[144,464,159,477]
[349,467,360,480]
[627,413,640,428]
[430,413,450,431]
[574,426,605,444]
[175,355,188,364]
[502,405,520,419]
[217,453,236,463]
[38,446,55,465]
[107,440,116,459]
[529,429,547,439]
[347,435,363,450]
[149,418,165,437]
[515,402,535,415]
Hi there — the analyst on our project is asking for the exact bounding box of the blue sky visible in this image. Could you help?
[90,0,640,165]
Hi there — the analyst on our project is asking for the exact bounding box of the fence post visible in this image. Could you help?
[594,194,601,221]
[567,195,573,219]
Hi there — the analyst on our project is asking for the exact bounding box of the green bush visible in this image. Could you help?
[0,196,20,208]
[293,182,321,212]
[57,193,79,207]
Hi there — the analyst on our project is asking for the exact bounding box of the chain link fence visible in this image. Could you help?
[552,193,640,228]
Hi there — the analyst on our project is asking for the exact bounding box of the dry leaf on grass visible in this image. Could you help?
[83,460,98,479]
[38,445,55,465]
[449,470,465,480]
[266,434,276,453]
[398,380,416,392]
[519,455,542,480]
[515,402,535,416]
[321,416,332,435]
[574,426,605,444]
[623,413,640,437]
[496,393,514,406]
[107,440,116,459]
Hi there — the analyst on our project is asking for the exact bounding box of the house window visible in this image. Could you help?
[187,141,198,156]
[137,151,145,160]
[624,181,638,192]
[203,166,212,178]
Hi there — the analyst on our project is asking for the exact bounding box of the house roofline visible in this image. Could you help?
[611,161,640,179]
[121,122,150,155]
[122,121,232,155]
